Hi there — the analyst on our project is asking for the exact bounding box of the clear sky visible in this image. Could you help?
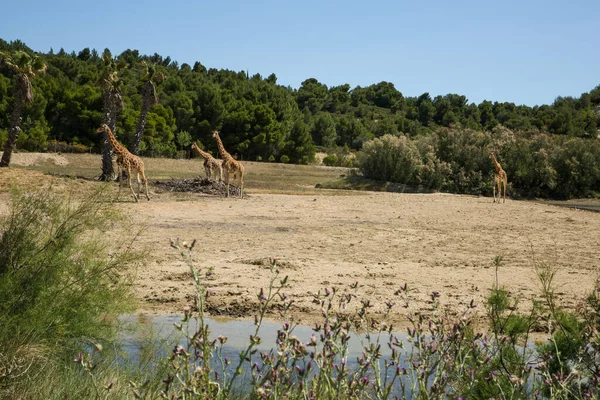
[2,0,599,106]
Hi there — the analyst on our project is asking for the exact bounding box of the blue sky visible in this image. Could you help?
[2,0,599,106]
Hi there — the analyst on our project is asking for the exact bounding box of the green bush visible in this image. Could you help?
[47,140,91,153]
[357,134,423,185]
[552,137,600,198]
[414,135,452,190]
[0,187,139,350]
[433,127,493,194]
[500,133,557,198]
[320,145,355,167]
[322,154,338,166]
[356,126,600,199]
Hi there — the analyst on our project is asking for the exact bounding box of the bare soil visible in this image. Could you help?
[2,153,600,331]
[130,190,600,328]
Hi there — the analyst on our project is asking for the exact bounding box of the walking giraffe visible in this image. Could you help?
[96,124,150,201]
[212,130,244,198]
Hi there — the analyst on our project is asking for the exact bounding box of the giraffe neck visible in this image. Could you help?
[105,126,127,156]
[193,145,212,160]
[491,154,502,172]
[215,134,233,161]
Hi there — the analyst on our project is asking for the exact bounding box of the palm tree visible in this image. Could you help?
[131,61,164,156]
[0,51,46,167]
[99,50,126,181]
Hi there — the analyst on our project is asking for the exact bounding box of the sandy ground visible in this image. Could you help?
[128,190,600,330]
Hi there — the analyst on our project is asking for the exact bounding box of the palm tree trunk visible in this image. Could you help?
[131,102,150,156]
[0,97,24,167]
[99,93,117,181]
[100,135,115,181]
[131,81,154,156]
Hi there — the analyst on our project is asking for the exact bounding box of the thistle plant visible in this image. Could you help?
[69,247,600,400]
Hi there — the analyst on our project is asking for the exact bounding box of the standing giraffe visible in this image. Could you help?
[212,130,244,198]
[96,124,150,202]
[489,151,507,203]
[191,141,222,182]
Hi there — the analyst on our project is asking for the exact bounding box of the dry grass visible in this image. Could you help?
[5,152,351,196]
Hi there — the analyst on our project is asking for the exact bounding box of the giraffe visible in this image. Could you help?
[212,130,244,198]
[489,151,507,203]
[96,124,150,202]
[191,141,222,182]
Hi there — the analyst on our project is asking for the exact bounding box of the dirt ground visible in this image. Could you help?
[129,189,600,330]
[2,154,600,332]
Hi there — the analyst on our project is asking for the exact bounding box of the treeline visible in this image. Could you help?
[1,38,599,166]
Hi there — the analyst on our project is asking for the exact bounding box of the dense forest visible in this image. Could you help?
[1,38,600,197]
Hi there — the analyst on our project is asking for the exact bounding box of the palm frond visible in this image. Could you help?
[0,50,46,77]
[31,54,47,75]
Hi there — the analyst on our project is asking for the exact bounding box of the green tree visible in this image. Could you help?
[283,119,315,164]
[311,112,337,147]
[296,78,328,114]
[0,50,46,167]
[479,100,499,130]
[417,93,435,126]
[370,81,403,109]
[336,115,371,149]
[176,130,192,152]
[325,84,351,112]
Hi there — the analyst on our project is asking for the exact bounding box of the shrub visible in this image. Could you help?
[322,146,356,167]
[0,187,139,352]
[501,133,558,198]
[552,137,600,198]
[357,134,423,185]
[47,140,90,153]
[414,136,452,190]
[322,154,338,166]
[433,127,493,194]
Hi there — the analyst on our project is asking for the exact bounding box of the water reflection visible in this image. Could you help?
[121,314,407,360]
[120,314,412,396]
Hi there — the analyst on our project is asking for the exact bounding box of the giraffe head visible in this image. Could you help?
[191,141,199,151]
[96,124,110,133]
[212,130,220,139]
[489,150,496,160]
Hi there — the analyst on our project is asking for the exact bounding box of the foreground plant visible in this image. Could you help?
[76,245,600,399]
[0,186,142,397]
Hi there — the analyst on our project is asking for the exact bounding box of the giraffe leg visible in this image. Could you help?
[239,172,244,198]
[205,165,211,180]
[141,170,150,201]
[217,166,222,183]
[116,165,124,201]
[223,169,230,197]
[127,167,138,202]
[496,181,501,204]
[493,179,497,203]
[136,171,142,199]
[502,180,506,203]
